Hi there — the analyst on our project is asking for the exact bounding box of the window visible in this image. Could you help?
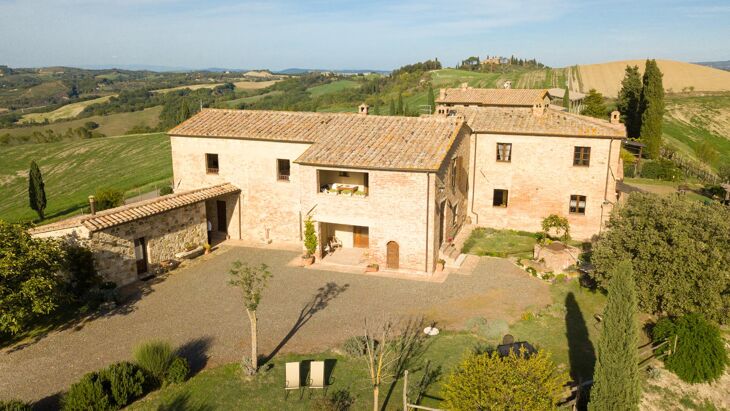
[496,143,512,162]
[450,157,457,191]
[493,189,508,207]
[206,153,219,174]
[277,159,290,181]
[452,203,459,226]
[570,195,587,214]
[574,147,591,166]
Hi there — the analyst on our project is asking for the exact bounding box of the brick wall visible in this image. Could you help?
[468,132,622,240]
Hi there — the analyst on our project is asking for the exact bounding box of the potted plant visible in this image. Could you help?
[365,263,379,272]
[203,243,212,255]
[302,216,317,266]
[436,258,446,272]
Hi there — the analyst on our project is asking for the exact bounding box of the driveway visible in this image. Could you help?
[0,245,549,406]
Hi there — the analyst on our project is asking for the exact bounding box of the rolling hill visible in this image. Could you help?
[575,60,730,97]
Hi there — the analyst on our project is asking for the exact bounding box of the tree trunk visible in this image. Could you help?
[247,309,258,373]
[373,385,379,411]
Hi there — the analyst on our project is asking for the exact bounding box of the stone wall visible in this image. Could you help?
[89,203,206,285]
[468,132,622,240]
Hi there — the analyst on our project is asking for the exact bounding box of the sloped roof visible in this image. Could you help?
[458,106,626,138]
[30,183,239,235]
[436,88,548,106]
[170,109,466,171]
[547,88,586,101]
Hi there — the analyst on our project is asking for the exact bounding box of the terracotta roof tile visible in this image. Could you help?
[30,183,240,235]
[458,106,626,138]
[170,109,466,171]
[436,88,548,106]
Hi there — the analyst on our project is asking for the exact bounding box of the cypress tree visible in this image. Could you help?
[396,93,404,115]
[389,98,396,116]
[28,160,47,220]
[617,65,642,138]
[589,260,641,411]
[639,59,665,158]
[427,84,436,114]
[563,87,571,111]
[581,89,607,118]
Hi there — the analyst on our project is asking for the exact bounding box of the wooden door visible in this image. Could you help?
[134,237,148,275]
[386,241,399,269]
[216,200,227,233]
[353,226,369,248]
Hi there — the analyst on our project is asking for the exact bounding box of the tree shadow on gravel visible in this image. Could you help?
[176,336,214,376]
[263,282,349,363]
[32,391,62,411]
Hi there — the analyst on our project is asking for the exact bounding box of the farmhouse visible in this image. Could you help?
[32,88,625,286]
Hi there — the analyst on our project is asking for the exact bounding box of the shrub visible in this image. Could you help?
[0,400,32,411]
[311,388,356,411]
[541,214,570,241]
[134,340,176,387]
[94,188,125,211]
[303,216,317,257]
[165,356,190,385]
[526,267,538,276]
[465,317,509,340]
[652,314,728,383]
[591,193,730,323]
[158,185,174,196]
[62,373,110,411]
[63,242,100,298]
[342,336,368,357]
[639,159,682,181]
[442,349,568,411]
[102,362,145,406]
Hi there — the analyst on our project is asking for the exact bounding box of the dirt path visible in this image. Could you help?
[0,246,549,406]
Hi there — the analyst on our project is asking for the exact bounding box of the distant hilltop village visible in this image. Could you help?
[458,55,546,71]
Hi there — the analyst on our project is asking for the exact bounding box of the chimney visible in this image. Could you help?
[532,102,545,117]
[88,195,96,215]
[610,110,620,124]
[439,88,446,100]
[358,103,369,115]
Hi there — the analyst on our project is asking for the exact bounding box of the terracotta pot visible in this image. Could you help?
[365,265,379,272]
[436,262,445,272]
[302,255,315,266]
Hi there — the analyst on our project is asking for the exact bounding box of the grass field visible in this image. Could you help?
[0,106,162,138]
[664,94,730,168]
[153,80,279,93]
[461,227,538,258]
[222,91,283,108]
[0,132,172,223]
[307,79,360,97]
[19,95,115,124]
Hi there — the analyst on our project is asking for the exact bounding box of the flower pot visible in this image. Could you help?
[436,262,445,272]
[302,255,315,266]
[365,265,379,272]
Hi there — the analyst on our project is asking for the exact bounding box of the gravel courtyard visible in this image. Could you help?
[0,245,549,405]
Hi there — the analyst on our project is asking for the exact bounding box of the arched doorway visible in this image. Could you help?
[386,241,399,269]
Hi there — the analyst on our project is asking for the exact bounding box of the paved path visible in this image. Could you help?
[0,246,549,406]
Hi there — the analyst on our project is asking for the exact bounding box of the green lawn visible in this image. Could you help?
[461,227,537,258]
[0,132,172,223]
[622,177,713,203]
[128,333,483,411]
[307,80,360,97]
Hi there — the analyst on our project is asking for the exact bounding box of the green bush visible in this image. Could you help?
[134,340,176,387]
[102,362,145,406]
[63,242,100,298]
[640,159,683,181]
[158,185,174,196]
[623,163,636,178]
[62,362,145,411]
[311,388,356,411]
[652,314,728,383]
[342,336,368,357]
[0,400,32,411]
[62,373,110,411]
[94,188,125,211]
[442,349,568,411]
[165,356,190,385]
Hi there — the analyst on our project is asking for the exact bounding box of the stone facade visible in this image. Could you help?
[89,203,206,285]
[468,132,623,240]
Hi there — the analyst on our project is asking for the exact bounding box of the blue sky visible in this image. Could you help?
[0,0,728,70]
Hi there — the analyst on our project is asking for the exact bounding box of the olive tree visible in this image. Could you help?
[228,261,271,374]
[591,193,730,323]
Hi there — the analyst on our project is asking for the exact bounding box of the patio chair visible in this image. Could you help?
[308,361,327,397]
[284,361,302,400]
